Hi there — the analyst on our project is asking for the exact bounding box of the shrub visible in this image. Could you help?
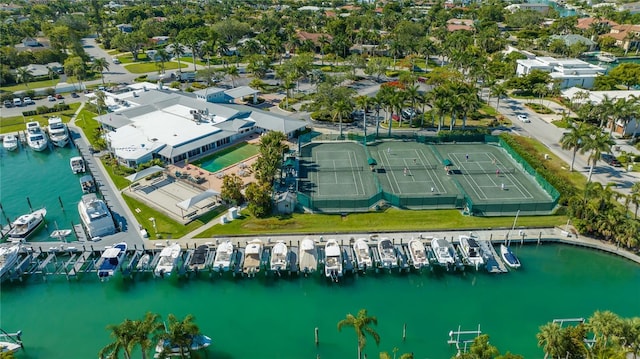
[320,66,332,72]
[36,106,49,114]
[0,92,14,102]
[45,88,55,96]
[24,89,36,99]
[169,81,181,89]
[134,75,148,82]
[525,102,554,114]
[385,70,399,77]
[310,110,333,122]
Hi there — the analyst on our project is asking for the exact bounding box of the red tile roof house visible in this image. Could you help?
[600,24,640,50]
[446,19,474,32]
[296,31,333,52]
[575,17,619,30]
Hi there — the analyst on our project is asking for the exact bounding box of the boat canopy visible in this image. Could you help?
[102,247,121,258]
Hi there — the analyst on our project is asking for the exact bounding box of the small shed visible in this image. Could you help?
[275,191,296,214]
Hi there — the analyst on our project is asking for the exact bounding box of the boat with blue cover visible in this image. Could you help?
[500,244,521,269]
[97,242,127,279]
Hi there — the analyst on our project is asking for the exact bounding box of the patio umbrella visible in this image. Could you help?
[443,159,452,166]
[367,157,377,166]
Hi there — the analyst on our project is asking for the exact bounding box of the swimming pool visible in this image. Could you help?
[193,142,258,172]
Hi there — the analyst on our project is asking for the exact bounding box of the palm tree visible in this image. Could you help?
[92,57,110,85]
[490,83,508,110]
[133,312,164,359]
[588,311,623,350]
[159,314,200,359]
[355,95,371,137]
[560,121,589,172]
[99,319,137,359]
[226,66,239,88]
[156,49,171,75]
[333,96,354,138]
[169,40,185,73]
[337,309,381,359]
[631,182,640,219]
[15,67,33,88]
[581,129,615,182]
[537,322,563,359]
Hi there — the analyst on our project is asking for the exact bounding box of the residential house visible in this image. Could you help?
[601,24,640,51]
[115,23,133,33]
[446,19,473,32]
[150,36,170,45]
[562,87,640,136]
[296,31,333,52]
[516,56,606,89]
[575,17,618,30]
[549,34,597,51]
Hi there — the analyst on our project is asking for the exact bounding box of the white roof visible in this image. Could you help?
[562,87,640,104]
[102,247,122,258]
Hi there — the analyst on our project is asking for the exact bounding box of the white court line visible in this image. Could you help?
[417,149,444,193]
[347,151,361,196]
[503,171,534,199]
[380,149,401,193]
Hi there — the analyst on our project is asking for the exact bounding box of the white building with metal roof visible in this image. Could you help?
[516,56,606,89]
[95,86,306,168]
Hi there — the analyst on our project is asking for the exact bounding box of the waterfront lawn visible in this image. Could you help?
[196,209,568,237]
[74,109,105,148]
[0,103,81,133]
[123,194,226,239]
[102,158,132,190]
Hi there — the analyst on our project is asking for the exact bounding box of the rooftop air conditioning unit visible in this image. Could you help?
[190,109,197,115]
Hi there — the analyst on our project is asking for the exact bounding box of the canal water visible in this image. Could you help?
[1,140,639,359]
[1,244,639,359]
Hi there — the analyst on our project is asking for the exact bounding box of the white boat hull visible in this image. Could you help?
[213,241,233,272]
[270,242,288,272]
[299,238,317,274]
[408,239,428,270]
[0,244,21,277]
[3,135,18,151]
[324,239,343,280]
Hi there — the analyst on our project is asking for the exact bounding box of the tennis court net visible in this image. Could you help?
[309,164,439,172]
[462,168,517,175]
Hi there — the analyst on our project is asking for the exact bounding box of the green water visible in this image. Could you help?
[0,146,82,242]
[194,143,258,173]
[1,244,639,359]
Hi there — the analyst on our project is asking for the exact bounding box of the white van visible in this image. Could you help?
[13,98,22,107]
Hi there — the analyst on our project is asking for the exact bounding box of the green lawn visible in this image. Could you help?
[0,103,81,133]
[196,209,568,237]
[124,61,186,74]
[177,57,207,67]
[74,109,103,147]
[1,79,60,93]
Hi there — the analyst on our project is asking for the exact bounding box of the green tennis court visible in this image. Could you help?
[193,142,258,172]
[296,139,558,215]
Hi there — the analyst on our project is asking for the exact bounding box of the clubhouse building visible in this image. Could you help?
[94,84,306,168]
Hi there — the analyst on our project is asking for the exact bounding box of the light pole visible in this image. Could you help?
[149,217,157,237]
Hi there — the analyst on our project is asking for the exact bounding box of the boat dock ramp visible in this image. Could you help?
[1,235,521,283]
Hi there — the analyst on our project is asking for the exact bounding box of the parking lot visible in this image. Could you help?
[1,92,87,117]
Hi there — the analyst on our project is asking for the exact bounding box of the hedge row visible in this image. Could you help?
[499,134,576,205]
[22,104,70,116]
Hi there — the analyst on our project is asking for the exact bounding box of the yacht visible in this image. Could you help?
[378,238,398,270]
[154,243,181,277]
[298,237,317,274]
[213,240,233,273]
[97,242,128,280]
[70,156,85,174]
[0,330,22,355]
[270,241,288,272]
[352,238,372,271]
[0,244,21,278]
[3,134,18,151]
[500,244,521,269]
[188,245,209,271]
[242,239,263,276]
[458,235,484,270]
[324,239,343,281]
[155,333,211,357]
[431,238,456,269]
[7,208,47,241]
[77,194,116,239]
[596,52,617,63]
[46,117,70,147]
[26,121,48,151]
[80,175,96,194]
[136,253,151,270]
[408,238,428,270]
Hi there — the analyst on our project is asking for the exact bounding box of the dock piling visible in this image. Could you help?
[403,323,406,341]
[58,196,64,211]
[314,327,319,346]
[26,197,33,211]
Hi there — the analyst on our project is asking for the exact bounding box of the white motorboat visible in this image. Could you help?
[70,156,85,174]
[2,134,18,151]
[188,245,209,271]
[408,238,428,270]
[7,208,47,241]
[431,238,456,268]
[242,239,263,276]
[26,121,48,151]
[270,241,288,272]
[136,253,151,270]
[352,238,372,271]
[298,237,317,274]
[0,330,22,354]
[213,240,233,272]
[46,117,69,147]
[154,243,181,277]
[155,333,211,357]
[500,244,521,269]
[97,242,127,279]
[50,229,72,242]
[78,194,116,239]
[378,238,397,269]
[459,235,485,270]
[324,239,343,281]
[596,52,617,63]
[80,175,96,194]
[0,244,21,277]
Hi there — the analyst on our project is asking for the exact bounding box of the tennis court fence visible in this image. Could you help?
[302,164,439,172]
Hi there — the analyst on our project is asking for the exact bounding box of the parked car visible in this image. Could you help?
[48,95,56,101]
[601,153,622,167]
[71,92,79,98]
[517,114,530,123]
[112,57,120,64]
[55,94,63,99]
[22,97,33,105]
[12,98,22,107]
[3,100,12,108]
[402,108,420,120]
